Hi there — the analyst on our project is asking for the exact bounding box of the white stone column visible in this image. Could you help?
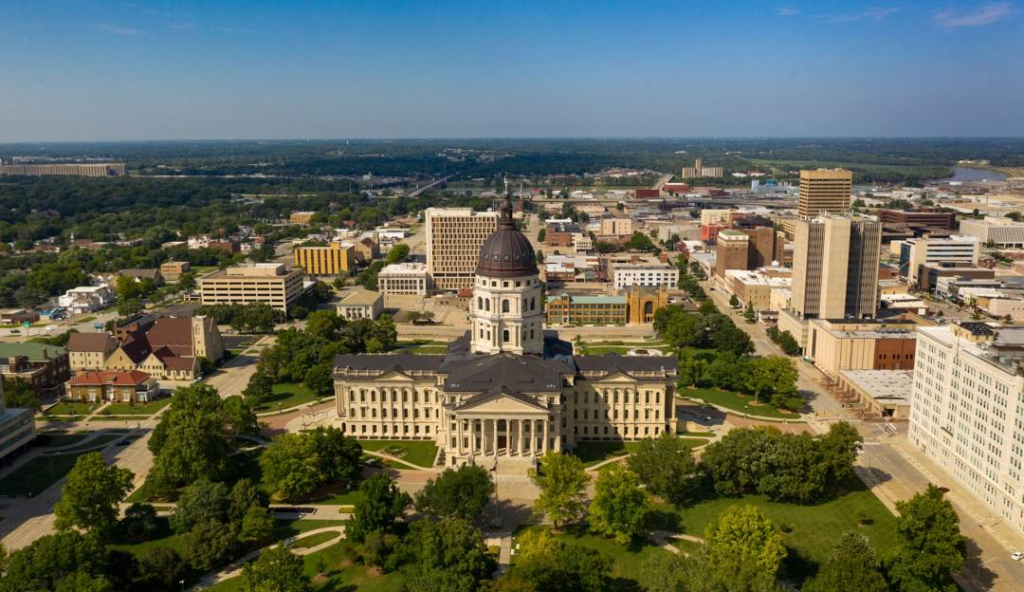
[469,419,475,457]
[457,418,464,456]
[493,419,499,455]
[517,419,524,456]
[543,420,549,454]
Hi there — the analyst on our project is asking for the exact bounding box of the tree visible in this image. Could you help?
[241,546,310,592]
[624,231,656,252]
[414,464,495,521]
[347,473,411,543]
[627,432,698,506]
[181,518,239,572]
[512,530,612,592]
[148,384,231,492]
[385,243,410,264]
[304,362,334,397]
[729,294,740,308]
[54,452,134,539]
[52,571,113,592]
[684,505,786,592]
[400,518,497,592]
[238,505,276,545]
[1,378,40,411]
[259,432,323,500]
[588,463,648,544]
[818,421,862,488]
[743,301,756,322]
[136,547,187,592]
[242,370,274,405]
[219,395,259,440]
[0,531,110,592]
[119,503,161,542]
[229,478,269,522]
[884,485,966,592]
[638,552,685,592]
[744,356,798,406]
[803,532,887,592]
[529,453,590,529]
[169,478,230,534]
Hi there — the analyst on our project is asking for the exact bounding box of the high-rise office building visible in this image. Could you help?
[898,235,981,286]
[798,169,853,218]
[425,208,498,292]
[715,230,750,278]
[790,216,881,320]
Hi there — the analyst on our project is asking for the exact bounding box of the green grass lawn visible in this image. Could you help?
[290,530,342,549]
[513,525,674,591]
[357,440,438,468]
[32,432,89,448]
[45,401,100,416]
[0,451,91,497]
[571,438,708,468]
[104,398,173,416]
[649,485,897,583]
[206,540,406,592]
[678,387,800,420]
[76,316,97,324]
[255,383,322,412]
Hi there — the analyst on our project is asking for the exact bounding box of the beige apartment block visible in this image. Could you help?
[600,217,633,236]
[0,163,127,177]
[798,169,852,218]
[378,262,430,297]
[198,263,304,312]
[425,207,498,292]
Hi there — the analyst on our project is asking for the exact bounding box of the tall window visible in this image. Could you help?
[502,299,510,313]
[502,329,510,343]
[485,299,490,312]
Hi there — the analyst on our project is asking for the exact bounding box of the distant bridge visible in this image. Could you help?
[405,175,454,198]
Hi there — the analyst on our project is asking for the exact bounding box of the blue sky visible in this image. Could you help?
[1,0,1022,141]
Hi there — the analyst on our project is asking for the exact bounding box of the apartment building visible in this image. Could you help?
[724,269,791,312]
[798,169,852,218]
[959,217,1024,248]
[425,208,498,291]
[58,285,114,315]
[293,241,355,276]
[198,263,304,312]
[289,211,316,224]
[899,235,981,286]
[600,217,633,237]
[545,294,627,326]
[910,322,1024,534]
[159,261,190,282]
[0,343,70,397]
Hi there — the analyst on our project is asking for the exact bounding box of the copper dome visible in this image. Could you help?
[475,198,538,278]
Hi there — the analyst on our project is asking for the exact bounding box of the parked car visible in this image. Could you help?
[1012,551,1023,561]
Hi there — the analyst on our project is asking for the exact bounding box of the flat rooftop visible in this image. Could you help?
[839,369,913,405]
[340,290,383,306]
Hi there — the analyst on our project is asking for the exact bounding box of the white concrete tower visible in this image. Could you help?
[470,197,544,355]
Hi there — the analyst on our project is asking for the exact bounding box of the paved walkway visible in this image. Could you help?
[647,530,703,555]
[190,525,346,590]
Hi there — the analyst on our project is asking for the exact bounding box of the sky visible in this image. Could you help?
[1,0,1022,141]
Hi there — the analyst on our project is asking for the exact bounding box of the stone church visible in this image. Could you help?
[333,198,677,467]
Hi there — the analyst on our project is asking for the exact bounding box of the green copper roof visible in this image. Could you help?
[0,342,67,361]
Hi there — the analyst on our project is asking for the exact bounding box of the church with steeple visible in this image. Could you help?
[332,198,677,467]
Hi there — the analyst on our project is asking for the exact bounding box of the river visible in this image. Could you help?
[941,166,1007,183]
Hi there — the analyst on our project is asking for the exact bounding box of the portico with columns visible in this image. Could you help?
[447,386,561,463]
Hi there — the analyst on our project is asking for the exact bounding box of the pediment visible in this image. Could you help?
[373,371,417,383]
[593,371,638,383]
[458,391,549,414]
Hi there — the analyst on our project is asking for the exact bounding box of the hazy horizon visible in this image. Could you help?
[3,0,1023,142]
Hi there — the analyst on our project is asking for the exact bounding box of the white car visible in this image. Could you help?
[1012,551,1023,561]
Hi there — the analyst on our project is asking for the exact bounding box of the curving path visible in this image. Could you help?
[190,525,346,590]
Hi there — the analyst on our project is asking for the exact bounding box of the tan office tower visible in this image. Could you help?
[790,217,880,319]
[425,208,498,292]
[798,169,853,218]
[715,230,750,278]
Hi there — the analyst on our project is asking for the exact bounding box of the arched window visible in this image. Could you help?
[485,299,490,312]
[531,297,536,311]
[502,329,510,343]
[502,299,510,313]
[477,297,483,310]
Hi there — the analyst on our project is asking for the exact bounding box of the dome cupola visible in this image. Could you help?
[475,197,538,278]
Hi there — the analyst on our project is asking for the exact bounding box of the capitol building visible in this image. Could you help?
[332,199,677,466]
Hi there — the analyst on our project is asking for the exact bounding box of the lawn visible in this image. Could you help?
[45,401,100,417]
[290,530,342,549]
[43,434,122,454]
[678,387,800,421]
[513,525,674,591]
[255,383,323,412]
[571,438,708,468]
[104,398,173,416]
[0,451,86,497]
[206,540,406,592]
[649,485,898,583]
[357,440,438,468]
[76,316,97,324]
[32,432,89,448]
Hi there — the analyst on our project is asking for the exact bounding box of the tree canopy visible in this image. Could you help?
[529,453,590,529]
